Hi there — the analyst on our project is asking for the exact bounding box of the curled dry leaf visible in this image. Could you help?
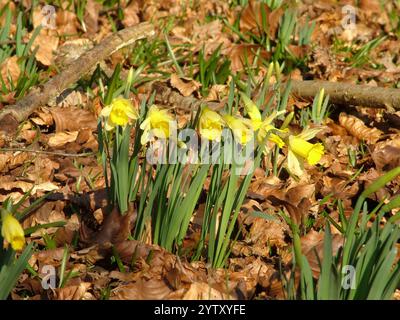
[170,74,201,97]
[339,112,383,144]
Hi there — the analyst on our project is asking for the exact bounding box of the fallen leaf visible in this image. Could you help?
[47,131,79,148]
[122,0,140,27]
[110,278,172,300]
[49,107,97,132]
[54,282,92,300]
[182,282,234,300]
[170,74,201,97]
[0,56,20,89]
[32,31,59,66]
[339,113,383,144]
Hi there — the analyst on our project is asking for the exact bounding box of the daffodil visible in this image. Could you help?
[223,114,254,145]
[198,107,225,142]
[1,211,25,251]
[287,127,325,177]
[140,105,175,145]
[100,97,138,130]
[241,93,286,147]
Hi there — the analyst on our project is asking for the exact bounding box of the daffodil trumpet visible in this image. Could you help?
[198,106,225,142]
[140,105,176,145]
[286,126,325,177]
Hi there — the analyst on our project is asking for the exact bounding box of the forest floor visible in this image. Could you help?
[1,0,400,300]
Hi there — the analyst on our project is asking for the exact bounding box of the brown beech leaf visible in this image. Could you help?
[240,1,283,38]
[31,108,54,126]
[246,217,288,255]
[182,282,234,300]
[91,205,136,245]
[47,131,79,148]
[35,247,65,265]
[49,107,97,132]
[372,138,400,171]
[32,31,59,66]
[0,56,20,89]
[301,229,344,278]
[114,240,174,269]
[228,44,270,73]
[110,278,173,300]
[83,0,101,33]
[53,282,92,300]
[285,184,315,206]
[56,9,79,36]
[122,0,140,27]
[170,74,201,97]
[339,113,382,144]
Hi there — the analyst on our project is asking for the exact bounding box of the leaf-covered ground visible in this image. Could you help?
[1,0,400,300]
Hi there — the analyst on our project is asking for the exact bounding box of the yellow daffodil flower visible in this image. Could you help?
[240,93,262,130]
[287,127,325,177]
[241,93,286,147]
[198,107,225,142]
[1,211,25,251]
[140,105,175,145]
[100,97,138,130]
[223,114,254,145]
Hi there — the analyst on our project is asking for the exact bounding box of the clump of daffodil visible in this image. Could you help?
[1,210,25,251]
[100,97,138,131]
[198,106,225,142]
[287,127,325,177]
[223,114,254,145]
[140,105,176,145]
[241,93,286,148]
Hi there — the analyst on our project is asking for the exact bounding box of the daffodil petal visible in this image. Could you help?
[1,213,25,251]
[100,105,112,117]
[241,93,262,123]
[297,126,323,141]
[287,149,304,177]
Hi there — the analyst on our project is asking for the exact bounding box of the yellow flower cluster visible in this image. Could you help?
[100,95,325,177]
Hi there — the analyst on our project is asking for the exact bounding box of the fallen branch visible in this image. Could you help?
[0,22,155,134]
[290,80,400,112]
